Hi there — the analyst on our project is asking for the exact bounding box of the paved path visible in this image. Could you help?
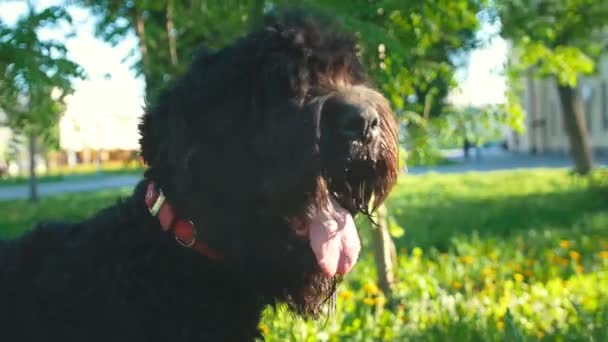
[408,148,607,174]
[0,174,140,201]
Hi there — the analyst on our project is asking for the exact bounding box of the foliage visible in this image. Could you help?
[501,63,526,134]
[448,105,509,144]
[399,104,513,166]
[0,5,85,141]
[496,0,608,87]
[496,0,608,174]
[304,0,484,116]
[80,0,264,100]
[2,169,607,340]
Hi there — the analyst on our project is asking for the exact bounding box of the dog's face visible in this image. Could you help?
[139,12,398,317]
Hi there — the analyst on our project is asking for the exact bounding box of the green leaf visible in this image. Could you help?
[388,216,405,238]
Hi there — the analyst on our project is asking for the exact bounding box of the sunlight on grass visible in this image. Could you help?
[0,187,133,237]
[261,169,608,341]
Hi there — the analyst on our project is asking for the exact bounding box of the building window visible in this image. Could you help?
[602,81,608,130]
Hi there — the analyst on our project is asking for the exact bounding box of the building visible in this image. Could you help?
[0,77,144,176]
[505,54,608,155]
[57,77,144,166]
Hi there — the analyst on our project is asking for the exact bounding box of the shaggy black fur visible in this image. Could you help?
[0,10,399,341]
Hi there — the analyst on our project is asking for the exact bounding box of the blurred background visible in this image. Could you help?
[1,0,607,340]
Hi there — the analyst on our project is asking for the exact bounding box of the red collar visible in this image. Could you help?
[144,182,222,261]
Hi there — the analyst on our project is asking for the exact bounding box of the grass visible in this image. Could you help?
[1,168,607,340]
[0,188,133,238]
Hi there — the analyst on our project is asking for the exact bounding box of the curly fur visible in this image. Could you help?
[0,10,398,341]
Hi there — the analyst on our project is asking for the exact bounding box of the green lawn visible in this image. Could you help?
[0,187,133,238]
[1,168,607,341]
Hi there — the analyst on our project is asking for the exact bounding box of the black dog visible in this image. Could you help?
[0,11,398,341]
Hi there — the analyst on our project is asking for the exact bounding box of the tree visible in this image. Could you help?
[80,0,264,102]
[305,0,483,117]
[497,0,608,175]
[0,5,84,201]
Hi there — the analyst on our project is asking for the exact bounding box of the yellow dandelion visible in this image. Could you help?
[513,273,524,282]
[496,320,505,330]
[559,240,571,249]
[485,282,496,291]
[553,256,569,266]
[363,297,375,306]
[452,281,463,289]
[458,255,474,265]
[599,251,608,260]
[363,283,380,295]
[375,296,387,307]
[259,323,270,335]
[482,267,495,278]
[569,250,581,262]
[339,290,354,300]
[575,265,584,274]
[412,247,423,258]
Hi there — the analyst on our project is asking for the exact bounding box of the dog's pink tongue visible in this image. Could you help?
[308,200,360,278]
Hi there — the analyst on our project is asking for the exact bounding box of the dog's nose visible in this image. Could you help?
[336,105,380,142]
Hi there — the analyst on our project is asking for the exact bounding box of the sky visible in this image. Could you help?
[448,10,508,107]
[1,1,507,149]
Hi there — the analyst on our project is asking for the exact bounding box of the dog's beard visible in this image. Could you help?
[283,269,341,318]
[280,132,396,316]
[240,232,340,318]
[277,151,393,317]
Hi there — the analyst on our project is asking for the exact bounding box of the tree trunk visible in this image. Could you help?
[371,204,397,296]
[133,8,153,99]
[165,0,178,67]
[28,132,38,202]
[556,84,594,175]
[422,92,433,121]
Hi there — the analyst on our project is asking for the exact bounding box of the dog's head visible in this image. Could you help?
[139,10,399,317]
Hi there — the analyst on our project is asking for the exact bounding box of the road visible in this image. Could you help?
[0,149,605,201]
[0,174,141,201]
[407,148,608,174]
